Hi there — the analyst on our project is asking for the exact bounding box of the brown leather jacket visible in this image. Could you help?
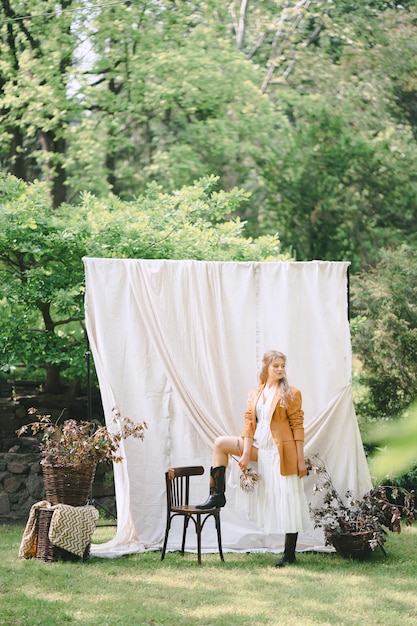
[241,383,305,476]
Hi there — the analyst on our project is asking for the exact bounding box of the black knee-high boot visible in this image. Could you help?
[196,466,226,509]
[275,533,298,568]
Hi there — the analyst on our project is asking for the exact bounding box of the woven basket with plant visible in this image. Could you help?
[17,406,147,506]
[306,454,416,559]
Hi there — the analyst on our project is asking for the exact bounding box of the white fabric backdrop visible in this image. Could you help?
[83,258,372,557]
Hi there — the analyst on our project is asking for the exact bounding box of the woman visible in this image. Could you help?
[196,349,311,567]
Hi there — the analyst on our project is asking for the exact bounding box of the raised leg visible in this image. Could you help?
[196,436,258,510]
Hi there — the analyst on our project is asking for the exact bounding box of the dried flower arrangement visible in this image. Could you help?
[239,467,262,493]
[17,406,147,467]
[306,454,416,556]
[230,454,262,493]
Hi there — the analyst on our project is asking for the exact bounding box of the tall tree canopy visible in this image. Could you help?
[1,0,416,270]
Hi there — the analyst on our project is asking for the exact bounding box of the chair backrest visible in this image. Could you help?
[165,466,204,509]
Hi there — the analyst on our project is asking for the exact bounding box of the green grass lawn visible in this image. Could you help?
[1,524,416,626]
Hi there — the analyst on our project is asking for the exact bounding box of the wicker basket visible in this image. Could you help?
[35,509,90,562]
[42,463,96,506]
[325,530,374,560]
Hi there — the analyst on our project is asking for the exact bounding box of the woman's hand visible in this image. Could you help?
[238,436,255,472]
[295,441,308,477]
[239,453,250,472]
[298,458,308,478]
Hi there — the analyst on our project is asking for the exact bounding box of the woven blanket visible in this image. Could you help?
[19,501,98,559]
[49,504,98,557]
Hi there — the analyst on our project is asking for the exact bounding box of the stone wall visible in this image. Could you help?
[0,379,115,524]
[0,450,44,522]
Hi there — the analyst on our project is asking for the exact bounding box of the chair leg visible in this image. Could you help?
[161,516,171,561]
[215,512,224,561]
[181,516,190,555]
[162,511,224,564]
[196,513,202,565]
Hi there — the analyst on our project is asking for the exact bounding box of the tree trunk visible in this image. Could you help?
[38,131,67,208]
[44,363,62,394]
[9,127,27,180]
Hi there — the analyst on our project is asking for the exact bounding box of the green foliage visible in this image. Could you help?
[0,0,82,206]
[351,245,417,417]
[75,6,290,230]
[263,98,417,269]
[253,4,417,267]
[0,173,285,389]
[83,177,284,262]
[2,0,417,270]
[365,401,417,482]
[384,463,417,502]
[0,174,89,388]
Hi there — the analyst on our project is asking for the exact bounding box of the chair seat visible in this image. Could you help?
[171,504,221,514]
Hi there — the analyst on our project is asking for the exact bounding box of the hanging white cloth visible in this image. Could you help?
[83,258,372,557]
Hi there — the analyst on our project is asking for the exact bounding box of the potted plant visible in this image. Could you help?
[307,455,416,560]
[17,406,147,506]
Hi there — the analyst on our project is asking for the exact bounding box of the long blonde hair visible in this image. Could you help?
[259,350,291,408]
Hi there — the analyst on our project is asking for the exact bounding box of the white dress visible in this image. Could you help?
[234,384,312,534]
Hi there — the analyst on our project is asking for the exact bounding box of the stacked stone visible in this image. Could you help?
[0,381,44,522]
[0,380,116,523]
[0,451,44,522]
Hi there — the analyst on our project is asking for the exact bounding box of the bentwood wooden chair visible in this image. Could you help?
[161,465,224,565]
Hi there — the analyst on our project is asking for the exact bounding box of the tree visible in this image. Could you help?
[350,245,417,417]
[1,0,294,224]
[0,0,82,207]
[69,0,292,218]
[226,0,333,91]
[0,174,90,391]
[256,98,417,271]
[228,2,417,263]
[1,0,417,271]
[0,173,285,391]
[219,2,417,264]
